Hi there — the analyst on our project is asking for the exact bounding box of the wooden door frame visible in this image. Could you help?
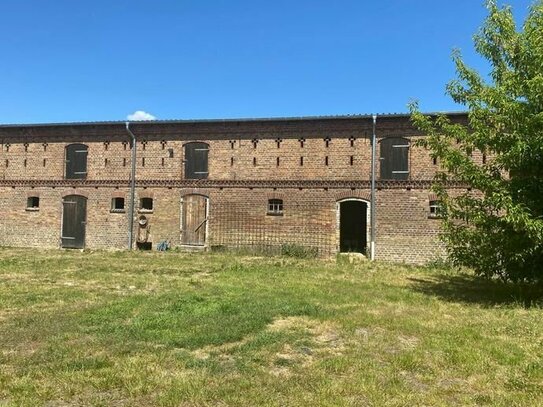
[336,198,370,255]
[60,194,87,249]
[180,194,209,247]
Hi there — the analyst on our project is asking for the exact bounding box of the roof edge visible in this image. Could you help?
[0,111,467,129]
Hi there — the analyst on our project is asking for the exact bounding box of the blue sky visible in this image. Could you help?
[0,0,533,124]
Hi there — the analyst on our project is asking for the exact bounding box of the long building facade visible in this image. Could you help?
[0,113,471,263]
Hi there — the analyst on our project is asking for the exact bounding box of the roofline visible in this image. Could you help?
[0,111,467,129]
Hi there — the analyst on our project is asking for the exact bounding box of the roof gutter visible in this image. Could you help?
[125,122,137,250]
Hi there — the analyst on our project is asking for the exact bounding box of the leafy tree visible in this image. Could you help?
[410,0,543,282]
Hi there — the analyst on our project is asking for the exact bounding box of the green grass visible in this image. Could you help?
[0,248,542,406]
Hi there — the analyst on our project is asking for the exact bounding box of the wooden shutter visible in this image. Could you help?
[185,143,209,179]
[380,138,409,180]
[379,138,393,179]
[65,144,88,179]
[391,139,409,180]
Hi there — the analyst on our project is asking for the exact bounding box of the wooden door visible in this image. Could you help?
[61,195,87,248]
[182,195,208,245]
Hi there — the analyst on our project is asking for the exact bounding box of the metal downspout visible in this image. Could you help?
[125,122,137,250]
[370,114,377,261]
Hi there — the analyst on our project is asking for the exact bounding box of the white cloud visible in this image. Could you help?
[127,110,157,121]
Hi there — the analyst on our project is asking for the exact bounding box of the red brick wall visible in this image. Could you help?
[0,114,470,263]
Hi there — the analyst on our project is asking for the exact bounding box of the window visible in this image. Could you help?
[380,137,409,180]
[184,142,209,179]
[140,197,153,212]
[267,199,283,216]
[65,144,88,179]
[111,197,125,212]
[26,196,40,210]
[429,200,444,218]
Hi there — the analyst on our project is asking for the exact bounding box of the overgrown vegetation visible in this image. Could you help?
[410,0,543,282]
[0,248,542,406]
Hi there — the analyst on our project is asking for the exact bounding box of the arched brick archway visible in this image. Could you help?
[335,196,371,255]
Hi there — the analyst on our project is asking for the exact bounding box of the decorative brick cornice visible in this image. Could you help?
[0,179,470,190]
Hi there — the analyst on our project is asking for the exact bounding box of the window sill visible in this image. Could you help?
[139,209,154,214]
[110,209,126,213]
[25,207,40,212]
[267,212,283,217]
[428,215,442,220]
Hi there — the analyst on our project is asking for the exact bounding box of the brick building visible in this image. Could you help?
[0,113,470,263]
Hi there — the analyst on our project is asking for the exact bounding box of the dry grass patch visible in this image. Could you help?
[0,248,542,406]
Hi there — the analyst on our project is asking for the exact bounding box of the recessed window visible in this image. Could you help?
[26,196,40,210]
[267,199,283,216]
[140,197,153,212]
[429,200,443,218]
[111,197,125,212]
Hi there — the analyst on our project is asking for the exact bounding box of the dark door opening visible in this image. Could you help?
[61,195,87,249]
[339,200,367,254]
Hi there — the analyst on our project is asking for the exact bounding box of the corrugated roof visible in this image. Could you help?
[0,111,467,128]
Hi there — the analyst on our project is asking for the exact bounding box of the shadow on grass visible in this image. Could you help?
[408,273,543,308]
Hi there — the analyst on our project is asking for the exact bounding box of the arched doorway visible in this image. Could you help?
[338,199,368,254]
[61,195,87,248]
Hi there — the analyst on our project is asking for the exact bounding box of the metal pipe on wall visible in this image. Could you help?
[125,122,137,250]
[370,114,377,261]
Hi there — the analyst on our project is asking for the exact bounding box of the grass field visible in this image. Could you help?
[0,248,542,406]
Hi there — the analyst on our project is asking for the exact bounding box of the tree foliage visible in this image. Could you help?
[410,0,543,282]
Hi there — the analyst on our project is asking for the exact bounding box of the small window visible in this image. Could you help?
[267,199,283,216]
[26,196,40,210]
[429,200,443,218]
[111,197,125,212]
[140,197,153,212]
